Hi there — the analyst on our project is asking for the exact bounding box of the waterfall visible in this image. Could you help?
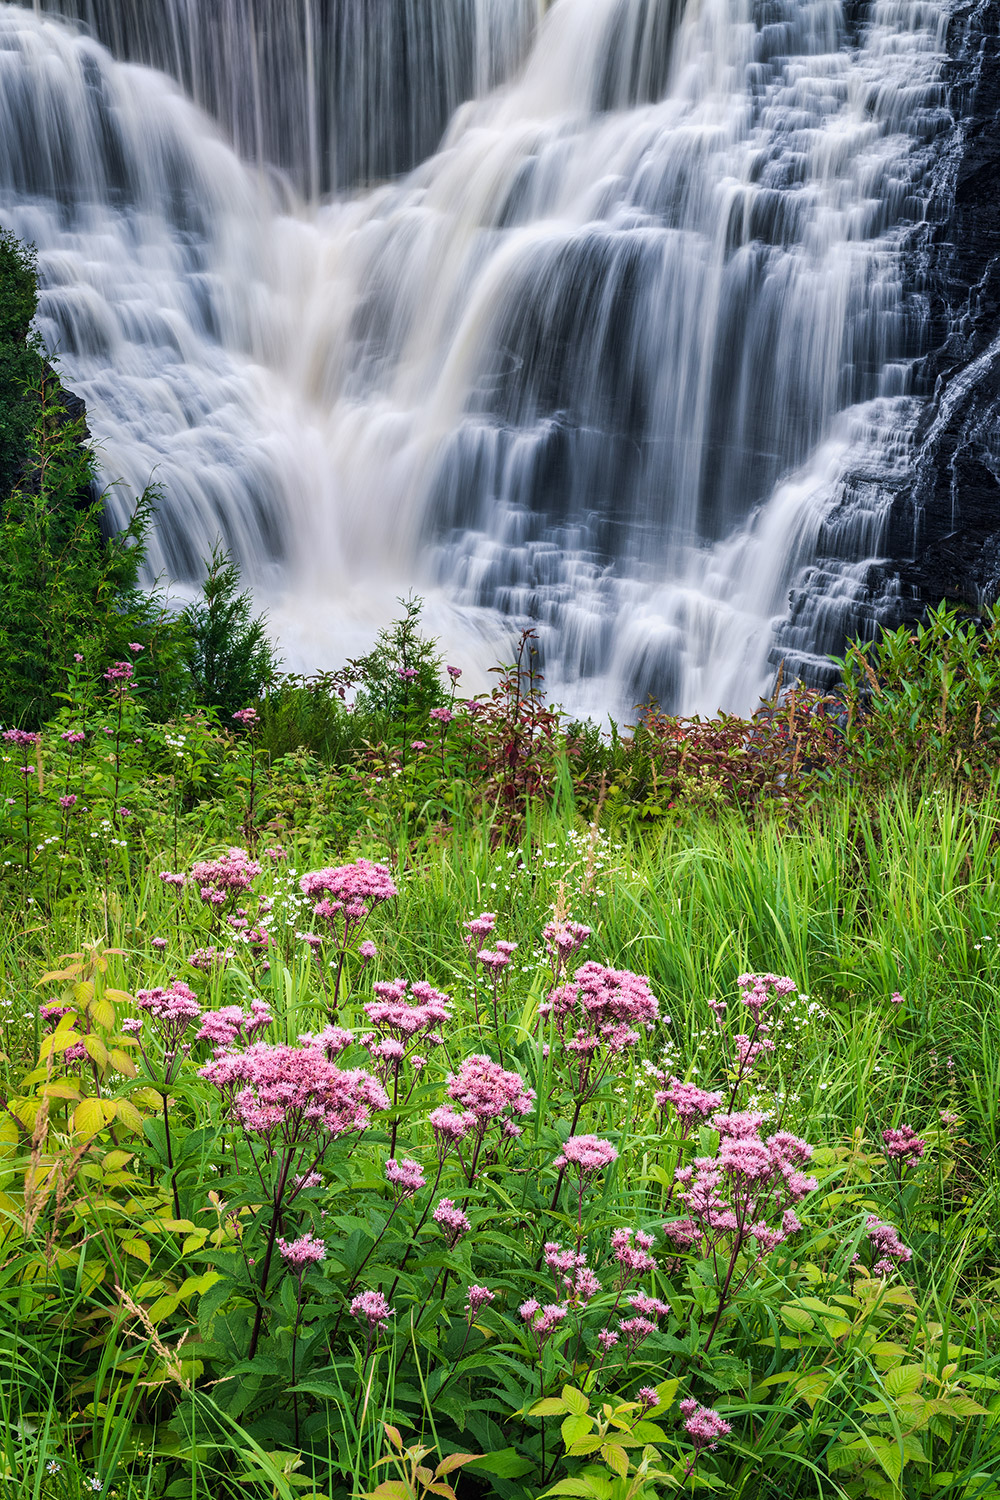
[25,0,540,193]
[0,0,956,714]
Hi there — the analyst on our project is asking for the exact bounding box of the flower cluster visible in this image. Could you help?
[543,1242,601,1305]
[542,918,591,981]
[300,859,397,936]
[444,1054,535,1140]
[200,1042,388,1141]
[553,1134,618,1173]
[351,1289,394,1331]
[385,1157,426,1195]
[540,961,662,1100]
[663,1115,815,1255]
[278,1233,327,1268]
[190,847,262,907]
[882,1123,925,1169]
[654,1079,724,1133]
[196,999,273,1053]
[866,1216,912,1277]
[680,1399,731,1451]
[433,1198,470,1245]
[135,981,201,1059]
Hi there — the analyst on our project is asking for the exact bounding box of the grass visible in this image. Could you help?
[1,779,999,1499]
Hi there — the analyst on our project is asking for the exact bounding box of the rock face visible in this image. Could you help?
[887,1,1000,617]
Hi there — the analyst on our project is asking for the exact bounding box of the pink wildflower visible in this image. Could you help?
[637,1387,659,1410]
[465,1285,494,1320]
[429,1105,476,1144]
[351,1290,394,1331]
[681,1402,731,1451]
[359,941,377,960]
[151,937,168,951]
[199,1043,388,1139]
[232,708,259,727]
[522,1303,568,1348]
[866,1216,911,1275]
[430,707,453,724]
[159,871,186,889]
[882,1124,925,1168]
[544,1242,601,1304]
[190,847,261,903]
[278,1233,326,1268]
[597,1327,619,1350]
[553,1134,618,1173]
[385,1157,426,1195]
[433,1198,471,1245]
[445,1054,535,1135]
[463,912,497,953]
[446,665,462,680]
[655,1079,724,1128]
[58,794,77,809]
[890,991,904,1006]
[301,859,397,940]
[196,999,272,1052]
[611,1228,657,1279]
[543,919,591,967]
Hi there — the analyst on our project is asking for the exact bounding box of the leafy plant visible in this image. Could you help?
[181,544,279,720]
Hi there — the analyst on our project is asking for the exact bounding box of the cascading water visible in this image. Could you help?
[0,0,959,715]
[25,0,538,194]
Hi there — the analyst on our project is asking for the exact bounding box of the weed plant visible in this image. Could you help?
[1,668,1000,1499]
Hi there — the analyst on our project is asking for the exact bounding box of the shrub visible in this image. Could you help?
[181,544,279,720]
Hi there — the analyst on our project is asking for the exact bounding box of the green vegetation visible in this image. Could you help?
[1,227,1000,1500]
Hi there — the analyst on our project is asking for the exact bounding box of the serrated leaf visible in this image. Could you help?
[561,1414,592,1448]
[90,998,116,1031]
[73,1098,107,1138]
[780,1306,816,1333]
[362,1484,412,1500]
[384,1425,403,1451]
[434,1455,479,1476]
[601,1443,629,1479]
[83,1035,109,1068]
[112,1098,144,1132]
[561,1385,589,1416]
[530,1398,569,1417]
[120,1237,151,1265]
[885,1366,925,1398]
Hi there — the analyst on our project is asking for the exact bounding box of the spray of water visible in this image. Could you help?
[2,0,954,712]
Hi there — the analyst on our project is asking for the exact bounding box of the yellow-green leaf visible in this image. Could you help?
[561,1415,592,1448]
[120,1237,151,1265]
[111,1099,143,1133]
[84,1035,109,1068]
[73,1098,107,1138]
[600,1443,629,1480]
[885,1366,926,1398]
[561,1385,589,1416]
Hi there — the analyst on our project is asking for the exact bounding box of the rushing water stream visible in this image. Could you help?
[0,0,958,712]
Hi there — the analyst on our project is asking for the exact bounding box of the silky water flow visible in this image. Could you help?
[1,0,955,713]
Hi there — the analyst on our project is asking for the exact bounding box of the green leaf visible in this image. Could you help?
[600,1443,629,1480]
[466,1450,535,1480]
[561,1414,592,1448]
[884,1366,925,1398]
[561,1385,589,1416]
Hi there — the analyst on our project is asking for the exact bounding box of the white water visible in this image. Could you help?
[1,0,954,713]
